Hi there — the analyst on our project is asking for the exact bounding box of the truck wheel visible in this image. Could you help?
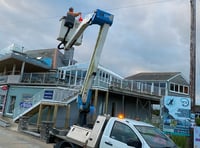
[54,141,75,148]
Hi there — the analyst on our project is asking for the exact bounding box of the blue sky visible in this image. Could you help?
[0,0,200,104]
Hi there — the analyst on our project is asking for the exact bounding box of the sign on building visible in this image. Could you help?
[20,94,33,108]
[161,96,191,136]
[44,90,54,100]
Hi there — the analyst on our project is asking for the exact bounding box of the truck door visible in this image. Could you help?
[100,121,142,148]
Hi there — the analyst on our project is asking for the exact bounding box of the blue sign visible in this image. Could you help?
[20,102,32,108]
[161,96,191,136]
[44,90,54,100]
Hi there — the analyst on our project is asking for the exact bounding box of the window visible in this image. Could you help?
[169,83,189,95]
[135,125,176,148]
[170,83,175,91]
[160,83,166,87]
[146,82,151,92]
[8,96,16,114]
[105,73,109,82]
[160,88,166,96]
[136,82,140,90]
[61,70,64,79]
[141,82,145,91]
[153,83,159,95]
[179,85,183,93]
[76,70,83,85]
[160,83,166,96]
[110,121,140,145]
[175,84,179,92]
[184,86,189,94]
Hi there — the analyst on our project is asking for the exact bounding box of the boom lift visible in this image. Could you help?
[57,9,114,125]
[52,9,177,148]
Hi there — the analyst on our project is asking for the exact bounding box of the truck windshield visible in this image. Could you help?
[135,125,177,148]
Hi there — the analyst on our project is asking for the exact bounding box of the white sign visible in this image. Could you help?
[194,126,200,148]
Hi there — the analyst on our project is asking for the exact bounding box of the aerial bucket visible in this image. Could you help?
[57,17,83,47]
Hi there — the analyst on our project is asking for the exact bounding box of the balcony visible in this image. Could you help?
[0,72,166,96]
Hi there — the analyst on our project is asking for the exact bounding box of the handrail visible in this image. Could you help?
[13,87,80,121]
[0,72,166,97]
[13,90,44,120]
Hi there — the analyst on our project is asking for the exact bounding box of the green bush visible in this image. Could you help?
[170,135,187,148]
[196,118,200,126]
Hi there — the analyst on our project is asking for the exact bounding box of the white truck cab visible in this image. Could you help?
[100,117,177,148]
[53,115,177,148]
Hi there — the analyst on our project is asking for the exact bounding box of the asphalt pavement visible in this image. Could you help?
[0,126,53,148]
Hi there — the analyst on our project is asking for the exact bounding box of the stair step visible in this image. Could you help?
[0,118,10,127]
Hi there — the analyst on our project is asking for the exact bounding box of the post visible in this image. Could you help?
[122,95,125,115]
[20,62,25,80]
[189,0,196,148]
[37,104,43,128]
[53,104,58,127]
[93,89,98,121]
[46,106,51,121]
[12,64,16,75]
[190,0,196,111]
[65,105,70,128]
[105,91,109,114]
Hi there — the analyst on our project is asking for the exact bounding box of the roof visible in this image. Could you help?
[25,48,56,58]
[0,50,51,73]
[58,62,123,79]
[126,72,181,81]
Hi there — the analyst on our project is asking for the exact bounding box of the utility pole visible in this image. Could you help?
[189,0,196,148]
[190,0,196,112]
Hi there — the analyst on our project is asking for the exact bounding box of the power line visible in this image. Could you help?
[104,0,179,12]
[0,0,180,27]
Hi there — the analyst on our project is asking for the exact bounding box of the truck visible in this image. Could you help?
[53,9,177,148]
[52,115,177,148]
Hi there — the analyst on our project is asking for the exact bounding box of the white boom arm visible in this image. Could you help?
[81,23,110,102]
[58,9,114,112]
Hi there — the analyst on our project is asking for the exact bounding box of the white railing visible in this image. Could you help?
[13,90,44,120]
[20,73,166,96]
[13,88,79,121]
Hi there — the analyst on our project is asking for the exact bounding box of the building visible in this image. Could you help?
[0,45,189,130]
[126,72,190,98]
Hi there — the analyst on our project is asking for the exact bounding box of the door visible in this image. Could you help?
[0,95,5,113]
[100,121,142,148]
[8,96,16,114]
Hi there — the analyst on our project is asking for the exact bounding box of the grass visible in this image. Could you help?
[170,135,188,148]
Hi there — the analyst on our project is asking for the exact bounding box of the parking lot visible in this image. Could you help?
[0,126,53,148]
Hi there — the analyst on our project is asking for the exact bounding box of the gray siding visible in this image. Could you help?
[170,75,188,85]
